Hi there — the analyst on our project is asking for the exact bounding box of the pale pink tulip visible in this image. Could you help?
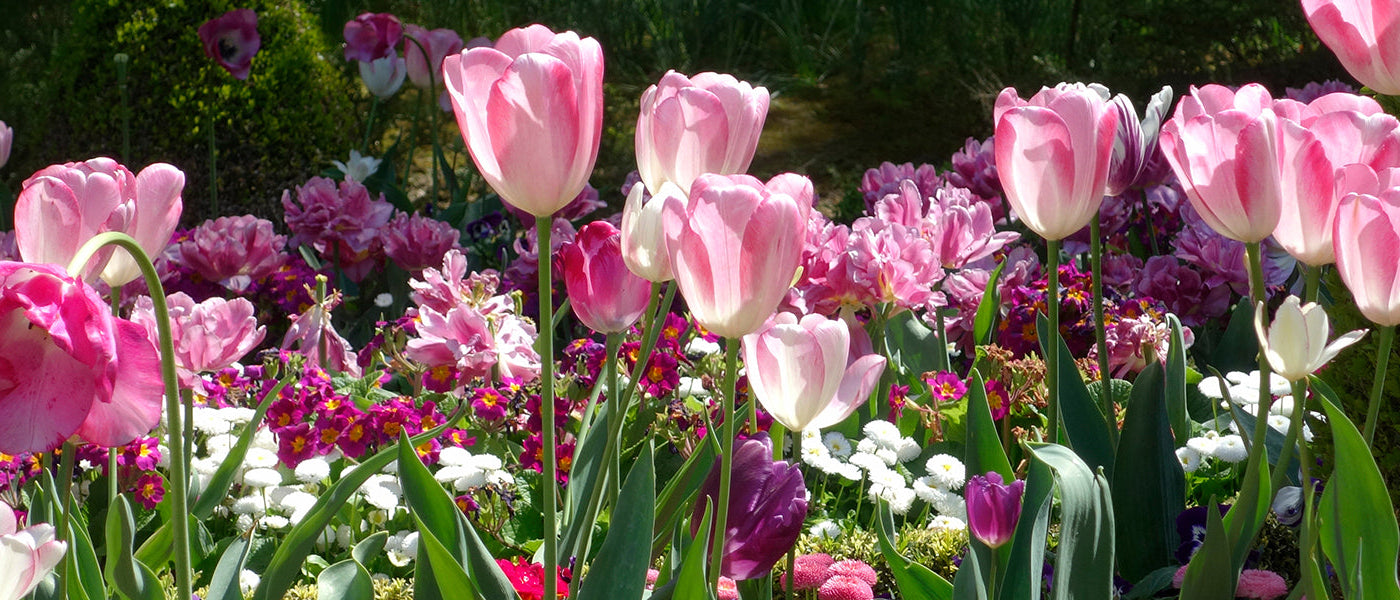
[0,262,163,454]
[620,181,675,282]
[0,121,11,170]
[635,70,769,195]
[130,293,266,388]
[359,54,407,99]
[742,312,886,432]
[559,221,652,333]
[0,503,65,600]
[662,173,812,339]
[1333,190,1400,325]
[1160,84,1283,243]
[404,25,462,88]
[993,83,1117,241]
[1302,0,1400,94]
[15,158,184,286]
[443,24,604,218]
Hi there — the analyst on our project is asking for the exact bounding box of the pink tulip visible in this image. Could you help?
[0,502,65,600]
[443,24,604,218]
[343,13,403,63]
[281,292,361,377]
[15,157,184,286]
[1303,0,1400,94]
[742,312,886,432]
[0,121,11,170]
[404,25,463,89]
[558,221,652,333]
[993,83,1117,241]
[1333,190,1400,325]
[130,293,266,388]
[663,173,812,339]
[635,70,770,195]
[174,214,287,292]
[0,262,163,454]
[1160,84,1283,243]
[621,181,676,282]
[198,9,260,80]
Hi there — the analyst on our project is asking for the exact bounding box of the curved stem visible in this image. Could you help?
[1045,239,1061,443]
[1090,216,1115,444]
[362,97,380,154]
[536,217,559,600]
[709,339,741,591]
[108,287,122,503]
[1364,325,1395,447]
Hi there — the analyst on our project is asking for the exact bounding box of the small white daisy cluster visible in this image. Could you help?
[1174,430,1249,473]
[913,454,968,523]
[799,421,924,514]
[432,446,514,491]
[384,530,421,567]
[1180,370,1323,474]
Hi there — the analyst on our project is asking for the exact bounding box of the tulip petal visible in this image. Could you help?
[0,306,97,454]
[75,319,163,448]
[808,353,886,431]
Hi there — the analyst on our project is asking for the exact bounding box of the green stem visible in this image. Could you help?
[1290,379,1318,600]
[618,282,677,418]
[115,53,130,164]
[1303,264,1321,305]
[57,439,77,600]
[1364,325,1395,447]
[988,546,999,600]
[1046,239,1061,443]
[566,332,623,599]
[709,339,741,591]
[314,276,329,372]
[108,286,122,503]
[181,388,195,477]
[1090,217,1115,444]
[208,114,218,217]
[362,97,379,154]
[536,217,559,600]
[1244,243,1272,463]
[769,421,787,461]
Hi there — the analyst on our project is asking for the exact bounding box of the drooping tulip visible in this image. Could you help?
[130,293,267,388]
[558,221,652,334]
[1159,84,1283,243]
[692,433,808,580]
[443,24,604,218]
[1302,0,1400,95]
[621,181,676,282]
[662,173,812,339]
[343,13,403,63]
[198,9,260,80]
[993,82,1118,241]
[741,312,886,432]
[1333,190,1400,326]
[635,70,770,195]
[0,502,65,600]
[1254,296,1365,382]
[405,25,463,89]
[0,262,164,454]
[964,471,1025,549]
[281,291,361,377]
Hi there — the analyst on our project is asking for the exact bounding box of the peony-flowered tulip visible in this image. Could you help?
[173,214,287,293]
[662,173,812,338]
[444,24,604,218]
[405,25,463,89]
[0,262,164,454]
[965,471,1025,549]
[993,83,1118,241]
[0,502,65,600]
[692,433,808,580]
[198,9,260,80]
[15,157,184,287]
[282,176,394,282]
[1159,84,1283,243]
[343,13,403,63]
[382,212,461,274]
[1302,0,1400,95]
[621,181,677,282]
[558,220,652,334]
[0,121,11,170]
[635,70,770,195]
[1254,296,1364,382]
[742,312,886,432]
[1334,190,1400,326]
[130,293,267,388]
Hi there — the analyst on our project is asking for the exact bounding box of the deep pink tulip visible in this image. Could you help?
[443,24,604,218]
[198,9,260,80]
[0,262,163,454]
[741,312,886,432]
[0,501,65,600]
[1160,84,1284,243]
[0,121,11,170]
[965,471,1025,549]
[621,181,676,282]
[692,433,808,580]
[662,173,812,339]
[1303,0,1400,94]
[558,221,651,334]
[1334,190,1400,325]
[405,25,463,89]
[993,83,1117,241]
[130,293,266,388]
[635,70,770,195]
[343,13,403,63]
[15,158,184,287]
[174,215,287,292]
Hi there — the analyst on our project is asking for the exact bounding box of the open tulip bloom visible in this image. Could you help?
[742,312,886,432]
[0,502,65,600]
[1254,296,1365,382]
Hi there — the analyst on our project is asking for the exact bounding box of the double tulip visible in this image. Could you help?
[130,293,267,388]
[742,312,886,432]
[558,221,652,334]
[1303,0,1400,95]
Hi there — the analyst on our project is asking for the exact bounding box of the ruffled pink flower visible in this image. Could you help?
[406,304,499,384]
[173,215,286,292]
[343,13,402,63]
[782,553,834,590]
[198,9,260,80]
[281,176,394,282]
[382,212,461,274]
[817,575,874,600]
[842,218,943,311]
[860,161,944,213]
[281,292,361,377]
[130,293,266,387]
[1235,569,1288,599]
[919,184,1019,269]
[407,250,540,383]
[827,560,877,586]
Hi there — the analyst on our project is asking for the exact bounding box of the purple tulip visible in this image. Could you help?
[343,13,403,63]
[965,471,1025,549]
[198,9,260,80]
[692,433,808,580]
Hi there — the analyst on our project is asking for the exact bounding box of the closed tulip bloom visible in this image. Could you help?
[1100,85,1173,196]
[359,54,407,99]
[636,70,770,195]
[692,433,808,580]
[130,293,267,388]
[404,25,463,89]
[0,503,65,600]
[15,157,184,287]
[993,83,1117,240]
[1334,190,1400,325]
[1303,0,1400,95]
[198,9,260,80]
[965,471,1025,549]
[443,24,604,218]
[1160,84,1283,243]
[1254,296,1364,382]
[742,312,886,432]
[0,121,11,170]
[663,173,812,338]
[343,13,402,63]
[620,181,675,282]
[558,221,652,333]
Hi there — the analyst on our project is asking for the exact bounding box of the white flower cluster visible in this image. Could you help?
[798,421,925,514]
[1183,370,1324,475]
[1174,430,1249,473]
[433,446,514,491]
[912,454,968,522]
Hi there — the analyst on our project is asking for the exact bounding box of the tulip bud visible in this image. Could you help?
[965,471,1025,549]
[558,221,652,333]
[691,433,808,580]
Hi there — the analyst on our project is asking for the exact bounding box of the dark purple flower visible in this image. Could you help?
[343,13,403,63]
[965,471,1024,549]
[1175,504,1231,564]
[1133,256,1231,328]
[1104,86,1173,197]
[198,9,260,80]
[859,162,943,213]
[691,432,808,580]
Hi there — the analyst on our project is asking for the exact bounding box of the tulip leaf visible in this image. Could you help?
[318,559,375,600]
[192,375,290,518]
[205,534,253,600]
[885,310,947,378]
[973,259,1007,347]
[876,501,954,600]
[1202,301,1259,375]
[1176,496,1236,600]
[577,443,655,600]
[1312,377,1400,598]
[950,541,989,600]
[654,432,720,559]
[1220,437,1270,572]
[736,575,772,600]
[1112,361,1185,582]
[1037,315,1116,480]
[351,531,388,567]
[1121,565,1180,599]
[963,369,1013,481]
[1165,314,1189,447]
[411,510,482,600]
[58,500,105,600]
[998,457,1052,600]
[674,499,718,600]
[103,494,163,600]
[561,400,609,564]
[1025,443,1116,600]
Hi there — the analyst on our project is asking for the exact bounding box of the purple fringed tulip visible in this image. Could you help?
[635,70,770,195]
[443,24,604,218]
[130,293,266,388]
[198,9,260,80]
[1303,0,1400,95]
[558,221,651,334]
[965,471,1025,549]
[1334,190,1400,326]
[174,215,286,293]
[0,501,65,600]
[741,312,886,432]
[692,433,808,580]
[343,13,402,63]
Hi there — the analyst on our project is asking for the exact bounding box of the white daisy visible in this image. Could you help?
[822,432,852,458]
[1211,435,1248,463]
[923,454,966,490]
[1175,446,1203,473]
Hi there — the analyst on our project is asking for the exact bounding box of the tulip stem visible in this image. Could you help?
[710,338,741,591]
[1045,239,1061,443]
[1245,243,1273,463]
[617,282,676,429]
[1290,379,1318,600]
[57,439,76,600]
[108,286,122,503]
[1089,216,1115,445]
[1303,264,1321,305]
[536,216,560,600]
[208,113,218,217]
[566,332,622,598]
[362,97,379,154]
[1364,325,1395,447]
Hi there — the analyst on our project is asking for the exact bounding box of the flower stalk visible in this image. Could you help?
[1365,325,1395,446]
[710,338,741,591]
[1046,239,1061,443]
[1090,216,1115,443]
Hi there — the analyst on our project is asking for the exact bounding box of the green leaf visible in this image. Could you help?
[999,457,1052,600]
[1165,315,1189,447]
[885,310,946,377]
[736,574,772,600]
[133,518,176,568]
[560,401,610,563]
[1221,442,1270,572]
[1036,315,1116,480]
[1122,565,1181,599]
[1177,496,1236,600]
[973,259,1007,347]
[963,369,1013,481]
[1313,377,1400,598]
[577,444,655,600]
[63,503,106,600]
[205,535,252,600]
[1112,361,1185,582]
[411,511,482,600]
[674,500,718,600]
[950,540,988,600]
[1025,443,1116,600]
[1203,301,1258,375]
[351,531,388,567]
[653,433,719,559]
[318,559,375,600]
[103,495,163,600]
[875,501,954,600]
[192,375,290,518]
